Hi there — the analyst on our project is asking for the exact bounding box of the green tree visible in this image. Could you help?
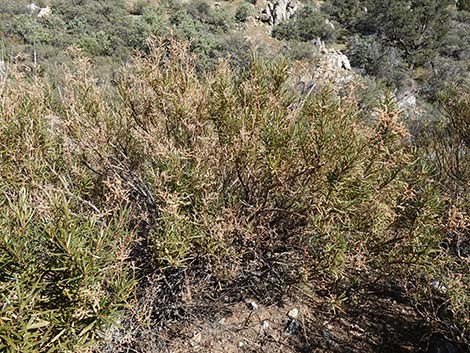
[346,35,409,89]
[360,0,451,67]
[235,3,251,23]
[321,0,364,30]
[457,0,470,11]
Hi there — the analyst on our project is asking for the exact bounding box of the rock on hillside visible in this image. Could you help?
[307,40,354,93]
[259,0,299,26]
[27,3,52,18]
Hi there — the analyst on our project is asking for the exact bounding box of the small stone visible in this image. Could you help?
[249,300,258,311]
[260,320,270,330]
[431,280,448,294]
[238,341,244,347]
[287,308,299,319]
[284,319,301,336]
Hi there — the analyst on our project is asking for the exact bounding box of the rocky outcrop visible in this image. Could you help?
[311,39,354,90]
[38,7,52,18]
[27,3,41,13]
[27,3,52,18]
[259,0,298,26]
[315,39,352,71]
[293,40,355,97]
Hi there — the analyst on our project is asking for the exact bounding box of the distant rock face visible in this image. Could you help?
[312,39,354,87]
[38,7,52,18]
[395,79,418,115]
[259,0,299,26]
[27,3,41,14]
[27,3,52,18]
[314,39,351,70]
[293,40,355,97]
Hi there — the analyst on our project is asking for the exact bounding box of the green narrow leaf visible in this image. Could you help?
[26,319,50,330]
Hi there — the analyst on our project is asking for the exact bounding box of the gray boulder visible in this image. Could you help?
[259,0,299,26]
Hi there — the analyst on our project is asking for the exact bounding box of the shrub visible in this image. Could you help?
[0,0,30,15]
[321,0,364,30]
[0,192,134,352]
[0,40,467,350]
[185,0,231,32]
[358,0,451,67]
[76,31,113,56]
[235,3,251,23]
[272,5,337,43]
[426,87,470,200]
[346,34,409,89]
[457,0,470,11]
[130,0,150,15]
[417,86,470,332]
[281,41,320,62]
[417,56,469,102]
[0,61,135,351]
[114,39,445,287]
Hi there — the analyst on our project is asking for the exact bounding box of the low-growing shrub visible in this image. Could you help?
[114,40,452,294]
[0,192,134,352]
[416,86,470,334]
[0,40,467,350]
[235,3,251,23]
[0,63,135,351]
[346,34,410,89]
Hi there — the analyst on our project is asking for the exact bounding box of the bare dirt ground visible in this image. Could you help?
[157,289,465,353]
[98,226,469,353]
[101,269,468,353]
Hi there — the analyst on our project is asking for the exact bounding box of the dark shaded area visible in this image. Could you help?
[296,287,468,353]
[99,248,469,353]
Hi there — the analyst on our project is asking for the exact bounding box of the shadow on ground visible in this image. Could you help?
[99,264,468,353]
